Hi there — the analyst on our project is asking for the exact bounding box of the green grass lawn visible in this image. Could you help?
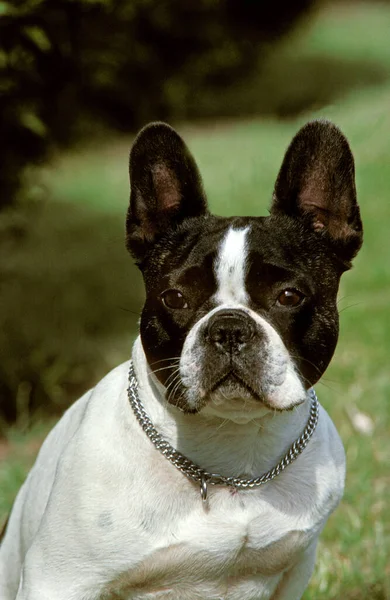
[1,2,390,598]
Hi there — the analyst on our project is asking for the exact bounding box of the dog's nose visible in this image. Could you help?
[207,309,255,354]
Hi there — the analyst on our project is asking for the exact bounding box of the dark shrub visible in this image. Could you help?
[0,0,315,208]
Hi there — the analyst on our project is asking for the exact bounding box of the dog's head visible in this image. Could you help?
[126,121,362,420]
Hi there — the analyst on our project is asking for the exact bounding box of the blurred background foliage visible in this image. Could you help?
[1,0,390,429]
[0,0,314,207]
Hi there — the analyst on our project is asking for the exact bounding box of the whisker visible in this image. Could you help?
[151,365,180,375]
[339,302,362,314]
[289,354,340,393]
[316,379,340,394]
[288,353,323,377]
[148,357,182,368]
[164,367,181,387]
[215,418,230,432]
[117,306,140,317]
[166,375,182,395]
[167,377,184,403]
[173,386,187,409]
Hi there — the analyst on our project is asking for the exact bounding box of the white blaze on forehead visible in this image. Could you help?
[214,226,250,304]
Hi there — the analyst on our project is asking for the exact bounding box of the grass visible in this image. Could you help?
[1,2,390,598]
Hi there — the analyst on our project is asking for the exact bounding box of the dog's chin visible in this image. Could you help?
[210,375,262,405]
[198,375,272,423]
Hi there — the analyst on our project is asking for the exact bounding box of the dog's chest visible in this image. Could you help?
[105,489,310,600]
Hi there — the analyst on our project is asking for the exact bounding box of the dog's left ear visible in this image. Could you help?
[271,120,363,267]
[126,122,208,264]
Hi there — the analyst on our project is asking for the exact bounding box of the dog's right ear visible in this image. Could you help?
[126,122,208,265]
[271,120,363,268]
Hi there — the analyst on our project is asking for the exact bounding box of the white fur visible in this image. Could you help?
[0,338,345,600]
[214,227,249,305]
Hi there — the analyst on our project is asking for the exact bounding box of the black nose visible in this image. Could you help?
[207,309,255,355]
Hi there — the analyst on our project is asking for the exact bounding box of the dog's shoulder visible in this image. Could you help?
[31,361,130,469]
[47,361,133,471]
[11,362,131,527]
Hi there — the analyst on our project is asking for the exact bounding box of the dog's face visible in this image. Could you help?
[126,121,362,419]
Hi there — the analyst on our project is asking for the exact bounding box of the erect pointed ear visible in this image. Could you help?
[271,120,363,267]
[126,122,208,264]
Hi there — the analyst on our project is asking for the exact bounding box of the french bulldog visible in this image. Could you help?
[0,119,363,600]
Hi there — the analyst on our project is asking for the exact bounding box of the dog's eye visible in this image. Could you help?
[161,289,188,309]
[277,289,304,307]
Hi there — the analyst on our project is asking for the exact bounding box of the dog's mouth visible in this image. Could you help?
[196,368,276,421]
[209,370,264,404]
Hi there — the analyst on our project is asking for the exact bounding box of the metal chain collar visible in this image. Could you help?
[127,362,319,502]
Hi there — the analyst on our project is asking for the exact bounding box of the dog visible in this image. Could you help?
[0,120,363,600]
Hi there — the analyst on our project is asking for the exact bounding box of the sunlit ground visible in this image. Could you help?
[1,3,390,598]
